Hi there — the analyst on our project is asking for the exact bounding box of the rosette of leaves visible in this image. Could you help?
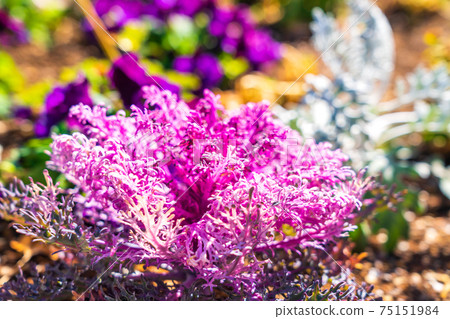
[0,83,384,300]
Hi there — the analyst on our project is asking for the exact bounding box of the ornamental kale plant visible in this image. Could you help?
[0,85,379,300]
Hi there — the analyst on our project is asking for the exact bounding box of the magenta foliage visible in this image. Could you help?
[0,171,93,252]
[1,86,374,295]
[36,85,373,292]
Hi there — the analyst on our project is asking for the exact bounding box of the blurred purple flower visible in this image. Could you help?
[195,53,223,87]
[173,55,194,73]
[155,0,177,11]
[220,36,239,54]
[92,0,282,67]
[93,0,145,30]
[35,77,92,138]
[144,0,209,18]
[208,7,235,38]
[174,0,206,16]
[12,106,32,120]
[173,53,223,88]
[243,29,282,66]
[208,6,280,66]
[0,9,27,45]
[108,53,180,108]
[90,0,280,86]
[93,0,208,28]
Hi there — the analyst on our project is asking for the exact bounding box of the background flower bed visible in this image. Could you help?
[0,0,449,300]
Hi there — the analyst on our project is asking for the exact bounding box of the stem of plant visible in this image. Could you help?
[75,0,120,61]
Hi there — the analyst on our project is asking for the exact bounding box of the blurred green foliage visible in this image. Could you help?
[280,0,344,22]
[0,52,24,116]
[0,138,55,184]
[0,51,52,115]
[241,0,344,24]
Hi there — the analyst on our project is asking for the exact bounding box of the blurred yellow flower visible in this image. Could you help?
[399,0,450,14]
[423,31,450,69]
[220,44,317,108]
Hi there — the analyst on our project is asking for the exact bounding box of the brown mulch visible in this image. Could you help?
[2,17,101,85]
[359,5,450,301]
[356,214,450,301]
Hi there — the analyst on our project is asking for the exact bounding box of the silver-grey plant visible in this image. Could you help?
[274,0,450,250]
